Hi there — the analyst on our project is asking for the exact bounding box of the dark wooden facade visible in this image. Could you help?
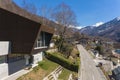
[0,1,54,54]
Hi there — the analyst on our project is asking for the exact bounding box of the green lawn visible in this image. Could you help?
[38,58,59,76]
[58,68,71,80]
[17,51,80,80]
[58,68,78,80]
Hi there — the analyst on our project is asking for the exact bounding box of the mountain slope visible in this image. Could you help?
[79,17,120,42]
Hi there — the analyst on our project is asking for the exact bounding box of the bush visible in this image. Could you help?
[54,36,73,58]
[45,52,79,72]
[61,43,73,58]
[95,45,104,54]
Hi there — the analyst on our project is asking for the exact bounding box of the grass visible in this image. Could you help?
[58,68,72,80]
[17,68,45,80]
[17,59,59,80]
[17,48,80,80]
[46,51,80,79]
[58,68,78,80]
[38,58,59,75]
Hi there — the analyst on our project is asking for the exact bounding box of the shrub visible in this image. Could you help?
[61,43,73,58]
[45,52,79,72]
[54,36,73,58]
[95,45,104,54]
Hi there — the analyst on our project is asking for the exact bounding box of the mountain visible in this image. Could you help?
[80,26,96,35]
[79,17,120,42]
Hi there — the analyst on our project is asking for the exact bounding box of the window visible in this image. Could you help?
[0,56,6,64]
[35,31,52,49]
[7,54,24,63]
[35,32,47,48]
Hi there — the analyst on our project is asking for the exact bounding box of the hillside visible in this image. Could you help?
[80,17,120,42]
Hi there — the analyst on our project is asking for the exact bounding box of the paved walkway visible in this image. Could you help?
[2,69,32,80]
[77,45,107,80]
[43,66,63,80]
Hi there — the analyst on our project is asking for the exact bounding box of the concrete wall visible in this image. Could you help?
[8,59,26,75]
[0,58,26,79]
[0,53,43,79]
[32,52,43,67]
[0,41,10,56]
[0,63,8,79]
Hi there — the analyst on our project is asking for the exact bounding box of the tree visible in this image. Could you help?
[51,3,77,52]
[61,42,73,58]
[73,31,82,41]
[39,6,53,25]
[52,3,77,36]
[95,45,104,55]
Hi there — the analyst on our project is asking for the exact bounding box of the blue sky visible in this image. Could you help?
[13,0,120,27]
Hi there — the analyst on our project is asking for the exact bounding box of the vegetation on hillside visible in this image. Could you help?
[45,51,79,72]
[17,59,58,80]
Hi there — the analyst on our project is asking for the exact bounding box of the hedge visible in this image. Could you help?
[44,52,79,72]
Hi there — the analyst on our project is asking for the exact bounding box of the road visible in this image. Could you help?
[77,45,106,80]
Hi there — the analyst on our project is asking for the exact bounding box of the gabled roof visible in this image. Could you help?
[0,0,54,54]
[0,0,55,34]
[0,0,42,24]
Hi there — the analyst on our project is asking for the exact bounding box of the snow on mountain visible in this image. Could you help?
[79,17,120,42]
[75,26,83,29]
[115,17,120,21]
[92,22,104,27]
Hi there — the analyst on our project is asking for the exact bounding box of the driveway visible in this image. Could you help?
[77,45,106,80]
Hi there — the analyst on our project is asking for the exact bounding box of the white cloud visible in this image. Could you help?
[93,22,104,27]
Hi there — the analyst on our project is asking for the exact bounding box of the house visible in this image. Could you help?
[112,66,120,80]
[79,37,90,47]
[0,0,54,79]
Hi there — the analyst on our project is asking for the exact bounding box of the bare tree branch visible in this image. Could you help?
[51,3,78,52]
[39,6,53,25]
[52,3,77,27]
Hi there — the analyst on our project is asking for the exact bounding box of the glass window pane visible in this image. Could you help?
[0,56,5,64]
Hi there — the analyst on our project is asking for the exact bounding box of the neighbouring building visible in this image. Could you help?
[0,0,54,79]
[112,66,120,80]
